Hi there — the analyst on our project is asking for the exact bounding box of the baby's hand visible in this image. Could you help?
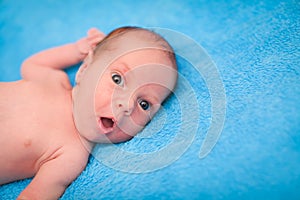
[76,28,105,59]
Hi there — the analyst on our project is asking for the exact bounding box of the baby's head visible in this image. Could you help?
[73,27,177,144]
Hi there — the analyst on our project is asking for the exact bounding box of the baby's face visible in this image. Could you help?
[93,49,176,143]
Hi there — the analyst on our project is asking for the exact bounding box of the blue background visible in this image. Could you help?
[0,0,299,199]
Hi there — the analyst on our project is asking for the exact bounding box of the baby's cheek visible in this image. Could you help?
[114,111,150,139]
[131,110,150,127]
[95,85,114,105]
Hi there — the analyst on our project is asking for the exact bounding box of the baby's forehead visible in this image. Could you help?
[112,49,173,72]
[108,30,169,52]
[94,28,177,72]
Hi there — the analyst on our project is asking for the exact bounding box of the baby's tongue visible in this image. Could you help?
[101,117,114,128]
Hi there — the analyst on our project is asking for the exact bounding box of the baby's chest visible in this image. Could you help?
[0,109,75,178]
[1,91,58,136]
[0,82,72,162]
[0,99,65,160]
[1,81,70,132]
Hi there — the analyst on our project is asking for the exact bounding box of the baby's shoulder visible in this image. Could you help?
[51,70,72,90]
[22,65,72,90]
[41,69,72,91]
[58,142,90,174]
[31,143,90,190]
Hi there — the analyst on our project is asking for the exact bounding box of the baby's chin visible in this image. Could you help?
[93,131,134,144]
[88,124,135,144]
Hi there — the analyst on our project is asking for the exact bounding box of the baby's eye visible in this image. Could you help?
[111,73,124,86]
[138,99,150,111]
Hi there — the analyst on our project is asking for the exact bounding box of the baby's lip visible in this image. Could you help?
[98,117,115,134]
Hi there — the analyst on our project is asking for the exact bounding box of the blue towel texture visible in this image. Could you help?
[0,0,299,199]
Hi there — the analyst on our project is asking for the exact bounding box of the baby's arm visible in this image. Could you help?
[18,150,88,200]
[21,28,105,80]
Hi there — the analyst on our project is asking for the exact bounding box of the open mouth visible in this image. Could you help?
[99,117,115,133]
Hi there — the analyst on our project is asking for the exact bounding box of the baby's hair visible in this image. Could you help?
[94,26,177,69]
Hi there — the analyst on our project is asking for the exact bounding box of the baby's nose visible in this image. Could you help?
[115,98,135,116]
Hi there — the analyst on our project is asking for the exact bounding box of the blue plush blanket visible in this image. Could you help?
[0,0,299,199]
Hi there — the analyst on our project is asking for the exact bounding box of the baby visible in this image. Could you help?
[0,26,177,199]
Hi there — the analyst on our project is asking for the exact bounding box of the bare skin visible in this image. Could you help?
[0,29,104,199]
[0,79,88,198]
[0,28,177,199]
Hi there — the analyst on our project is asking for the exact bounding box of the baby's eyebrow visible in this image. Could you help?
[148,95,160,105]
[119,62,131,74]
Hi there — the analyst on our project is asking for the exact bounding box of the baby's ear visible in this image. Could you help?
[75,50,94,84]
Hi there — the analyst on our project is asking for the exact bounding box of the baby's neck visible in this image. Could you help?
[70,88,95,153]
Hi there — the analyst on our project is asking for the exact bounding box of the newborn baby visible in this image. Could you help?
[0,27,177,199]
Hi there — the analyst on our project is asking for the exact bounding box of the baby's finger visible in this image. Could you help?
[88,36,103,47]
[88,28,105,38]
[87,33,103,41]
